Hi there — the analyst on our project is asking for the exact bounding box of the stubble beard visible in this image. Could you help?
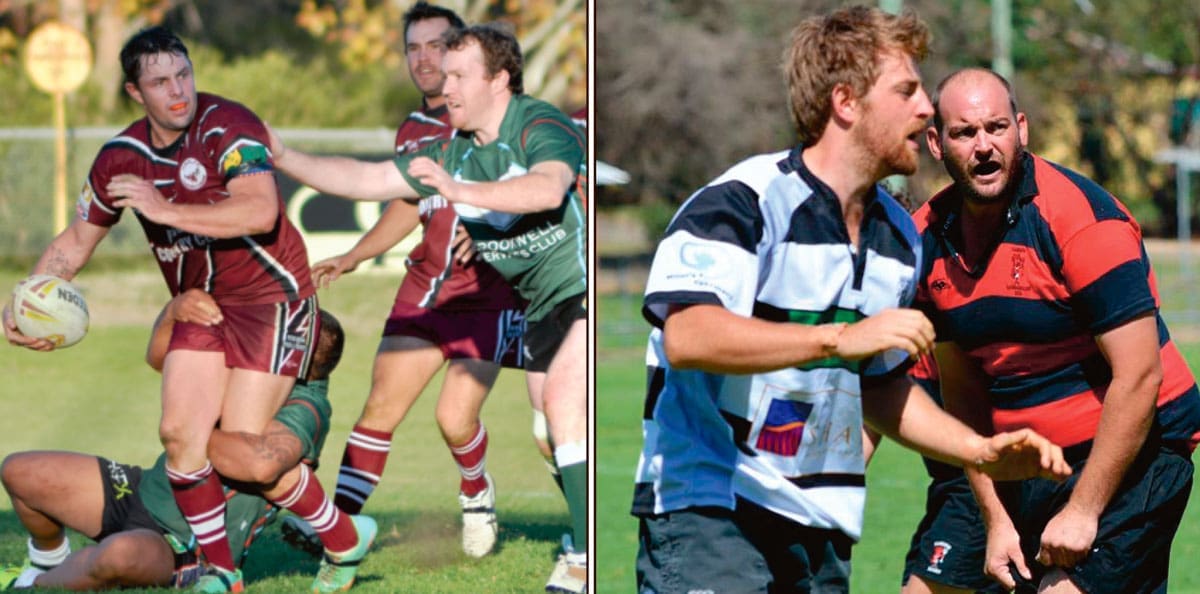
[856,115,919,178]
[953,154,1020,207]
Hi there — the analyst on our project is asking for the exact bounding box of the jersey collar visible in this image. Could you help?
[930,150,1039,278]
[784,145,890,243]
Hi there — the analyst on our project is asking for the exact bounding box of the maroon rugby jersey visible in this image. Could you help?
[391,102,521,311]
[77,93,314,306]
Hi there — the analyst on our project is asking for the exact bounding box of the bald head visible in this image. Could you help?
[932,68,1017,133]
[925,67,1028,205]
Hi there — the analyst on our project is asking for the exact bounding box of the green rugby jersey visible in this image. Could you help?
[137,378,332,563]
[394,94,588,322]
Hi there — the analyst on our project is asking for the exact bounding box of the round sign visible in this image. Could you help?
[24,22,92,94]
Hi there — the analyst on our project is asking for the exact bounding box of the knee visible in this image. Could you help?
[90,538,141,583]
[434,408,472,442]
[158,419,185,448]
[1,452,34,494]
[158,418,203,457]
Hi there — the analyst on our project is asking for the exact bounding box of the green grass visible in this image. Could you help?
[0,265,567,593]
[596,254,1200,593]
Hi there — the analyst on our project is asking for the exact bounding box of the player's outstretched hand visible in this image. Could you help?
[976,428,1072,482]
[169,288,222,326]
[2,302,56,351]
[311,254,360,289]
[834,308,934,361]
[109,174,172,223]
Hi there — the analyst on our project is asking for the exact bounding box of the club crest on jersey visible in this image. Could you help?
[179,157,207,190]
[927,540,952,574]
[1007,248,1032,295]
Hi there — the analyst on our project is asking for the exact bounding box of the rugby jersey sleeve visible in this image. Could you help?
[393,141,444,199]
[1058,218,1157,334]
[520,114,585,174]
[272,380,332,469]
[209,104,274,183]
[642,181,762,328]
[76,163,123,228]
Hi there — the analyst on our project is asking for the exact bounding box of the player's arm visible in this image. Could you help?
[1036,312,1160,568]
[407,157,573,213]
[3,219,110,350]
[312,199,420,287]
[862,425,883,465]
[207,419,303,486]
[662,304,933,374]
[146,289,223,371]
[268,125,418,202]
[934,339,1030,590]
[32,218,110,280]
[862,372,1068,480]
[106,172,280,238]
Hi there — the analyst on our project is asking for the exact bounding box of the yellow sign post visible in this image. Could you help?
[23,22,92,235]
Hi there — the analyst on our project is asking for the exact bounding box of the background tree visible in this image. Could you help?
[295,0,586,109]
[597,0,1200,237]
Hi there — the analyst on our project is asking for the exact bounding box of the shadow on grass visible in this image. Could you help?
[0,504,568,589]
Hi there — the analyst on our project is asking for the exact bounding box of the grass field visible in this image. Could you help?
[597,243,1200,593]
[0,265,567,593]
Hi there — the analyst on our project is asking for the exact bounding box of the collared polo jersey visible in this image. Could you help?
[632,146,921,540]
[914,152,1200,454]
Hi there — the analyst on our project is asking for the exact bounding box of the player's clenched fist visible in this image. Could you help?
[833,308,934,361]
[109,174,172,223]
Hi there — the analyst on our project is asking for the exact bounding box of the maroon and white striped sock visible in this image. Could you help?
[166,462,236,572]
[274,464,358,554]
[449,424,489,497]
[334,425,392,514]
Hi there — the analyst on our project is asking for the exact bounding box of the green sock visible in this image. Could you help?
[558,460,588,554]
[543,455,566,496]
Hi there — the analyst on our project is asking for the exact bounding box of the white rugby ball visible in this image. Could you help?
[11,274,89,348]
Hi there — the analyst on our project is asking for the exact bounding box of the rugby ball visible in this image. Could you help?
[11,274,89,348]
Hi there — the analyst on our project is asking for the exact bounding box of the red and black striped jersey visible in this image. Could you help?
[391,102,521,311]
[914,152,1200,452]
[77,93,313,305]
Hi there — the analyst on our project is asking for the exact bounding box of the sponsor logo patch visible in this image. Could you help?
[755,399,814,456]
[76,180,96,221]
[221,144,269,176]
[679,241,731,278]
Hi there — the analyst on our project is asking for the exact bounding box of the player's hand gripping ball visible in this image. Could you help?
[11,274,89,348]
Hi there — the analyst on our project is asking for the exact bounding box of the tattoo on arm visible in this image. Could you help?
[43,246,79,279]
[244,426,304,471]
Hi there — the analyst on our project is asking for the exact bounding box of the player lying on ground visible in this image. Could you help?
[0,295,373,592]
